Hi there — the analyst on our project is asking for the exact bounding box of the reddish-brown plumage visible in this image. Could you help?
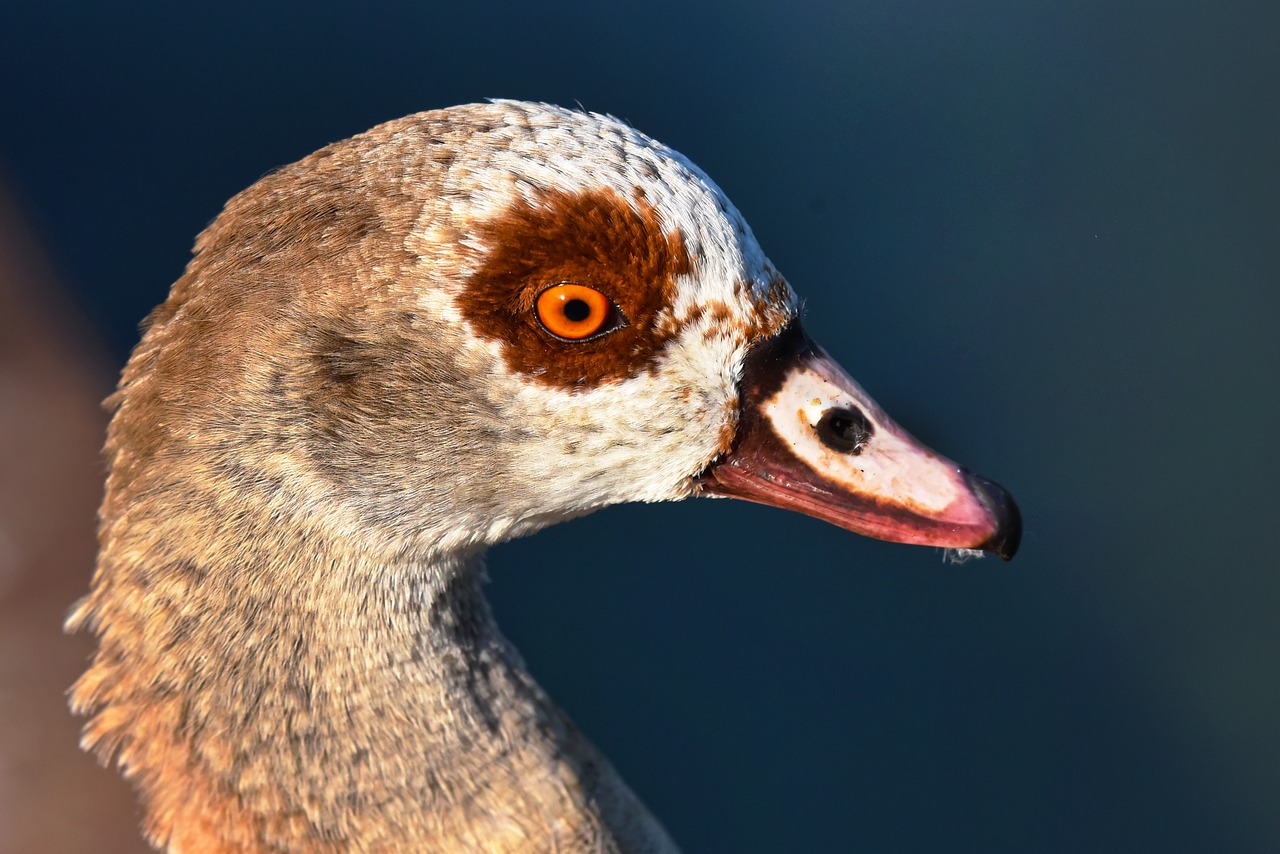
[458,186,692,390]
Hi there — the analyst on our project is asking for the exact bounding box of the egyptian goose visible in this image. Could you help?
[68,101,1020,853]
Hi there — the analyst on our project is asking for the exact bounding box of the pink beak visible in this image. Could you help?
[698,323,1021,559]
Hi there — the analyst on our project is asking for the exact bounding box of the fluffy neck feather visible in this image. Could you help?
[70,533,677,853]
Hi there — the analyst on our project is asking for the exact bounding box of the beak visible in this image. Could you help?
[697,323,1021,559]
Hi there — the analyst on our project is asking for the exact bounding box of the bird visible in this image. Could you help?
[67,101,1020,853]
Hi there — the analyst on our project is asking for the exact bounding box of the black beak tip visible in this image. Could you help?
[963,470,1023,561]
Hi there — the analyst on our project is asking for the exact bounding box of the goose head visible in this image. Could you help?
[70,101,1019,852]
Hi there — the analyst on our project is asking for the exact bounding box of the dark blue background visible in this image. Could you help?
[3,1,1277,850]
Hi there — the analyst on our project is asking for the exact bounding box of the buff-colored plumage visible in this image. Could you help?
[68,102,796,852]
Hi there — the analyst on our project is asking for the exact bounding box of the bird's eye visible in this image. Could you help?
[535,284,621,340]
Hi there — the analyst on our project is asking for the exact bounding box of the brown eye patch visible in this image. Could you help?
[457,186,691,390]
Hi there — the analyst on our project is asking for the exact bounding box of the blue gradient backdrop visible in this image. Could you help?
[2,1,1277,850]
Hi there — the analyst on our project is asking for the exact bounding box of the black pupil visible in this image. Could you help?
[815,407,873,455]
[563,298,591,323]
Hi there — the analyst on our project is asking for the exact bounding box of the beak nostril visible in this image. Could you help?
[815,407,873,455]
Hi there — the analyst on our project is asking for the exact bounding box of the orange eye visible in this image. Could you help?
[535,284,617,340]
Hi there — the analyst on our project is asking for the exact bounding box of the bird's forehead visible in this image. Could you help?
[407,104,796,392]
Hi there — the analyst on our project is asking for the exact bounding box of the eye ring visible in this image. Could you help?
[535,284,623,341]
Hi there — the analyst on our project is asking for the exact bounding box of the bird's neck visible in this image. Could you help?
[72,543,676,853]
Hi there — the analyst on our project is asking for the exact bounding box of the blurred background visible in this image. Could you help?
[1,1,1276,851]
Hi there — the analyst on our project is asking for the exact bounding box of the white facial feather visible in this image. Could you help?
[396,102,798,544]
